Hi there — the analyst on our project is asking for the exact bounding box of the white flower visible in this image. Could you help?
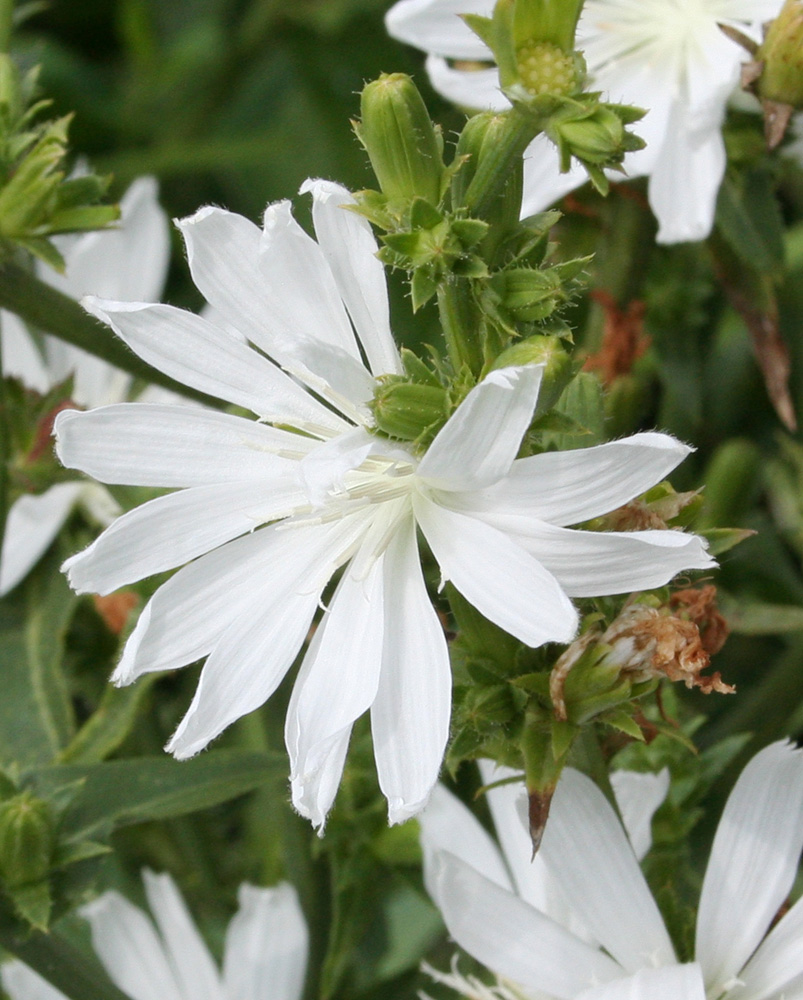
[421,741,803,1000]
[385,0,782,243]
[0,872,308,1000]
[54,177,713,828]
[0,177,170,597]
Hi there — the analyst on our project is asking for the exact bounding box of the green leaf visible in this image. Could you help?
[58,675,159,765]
[724,599,803,634]
[715,169,785,276]
[0,550,77,769]
[28,750,286,841]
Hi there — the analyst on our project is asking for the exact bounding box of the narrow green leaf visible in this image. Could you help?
[58,675,158,765]
[725,599,803,634]
[0,551,76,768]
[28,750,286,841]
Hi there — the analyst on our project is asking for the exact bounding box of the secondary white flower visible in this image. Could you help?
[0,873,308,1000]
[421,741,803,1000]
[385,0,782,243]
[2,176,170,405]
[0,177,169,597]
[54,177,712,828]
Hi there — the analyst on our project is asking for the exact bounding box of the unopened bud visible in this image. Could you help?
[371,379,448,442]
[757,0,803,107]
[491,333,573,414]
[556,105,627,165]
[0,792,55,888]
[356,74,445,207]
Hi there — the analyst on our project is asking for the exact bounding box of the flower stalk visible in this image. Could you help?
[0,263,219,406]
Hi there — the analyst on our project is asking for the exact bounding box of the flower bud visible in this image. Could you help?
[371,379,448,442]
[0,792,55,888]
[757,0,803,107]
[556,105,626,165]
[491,333,573,414]
[452,112,523,230]
[356,74,445,207]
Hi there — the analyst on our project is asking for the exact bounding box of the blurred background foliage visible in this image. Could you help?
[4,1,803,998]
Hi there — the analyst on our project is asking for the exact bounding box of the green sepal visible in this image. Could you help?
[7,878,51,931]
[699,527,757,556]
[50,839,111,869]
[602,708,646,741]
[411,267,439,311]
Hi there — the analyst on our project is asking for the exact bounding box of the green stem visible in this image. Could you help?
[0,0,13,54]
[0,317,8,572]
[0,263,221,407]
[463,107,542,221]
[437,277,484,376]
[0,916,131,1000]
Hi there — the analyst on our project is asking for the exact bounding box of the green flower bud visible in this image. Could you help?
[491,333,573,414]
[555,105,626,165]
[356,74,445,207]
[371,379,448,442]
[452,112,524,231]
[757,0,803,107]
[0,792,56,888]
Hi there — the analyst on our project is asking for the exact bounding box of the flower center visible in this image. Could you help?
[516,40,577,96]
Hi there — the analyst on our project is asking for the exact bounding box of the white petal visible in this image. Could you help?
[43,177,169,304]
[142,870,221,1000]
[116,513,367,684]
[286,555,386,826]
[1,311,50,392]
[476,433,693,526]
[80,890,185,1000]
[648,100,726,244]
[385,0,495,60]
[298,427,373,507]
[55,404,313,488]
[418,365,543,491]
[426,849,622,997]
[476,515,715,597]
[63,479,305,595]
[223,883,308,1000]
[167,587,319,760]
[1,962,70,1000]
[520,133,589,217]
[371,516,450,823]
[414,497,578,646]
[610,768,670,862]
[425,56,507,111]
[540,768,675,973]
[735,892,803,1000]
[696,741,803,996]
[290,727,352,832]
[301,179,402,378]
[0,483,84,596]
[477,760,553,913]
[83,298,343,431]
[419,783,513,893]
[177,204,374,412]
[575,964,707,1000]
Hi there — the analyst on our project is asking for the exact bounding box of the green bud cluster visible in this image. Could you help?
[0,54,118,269]
[371,379,448,444]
